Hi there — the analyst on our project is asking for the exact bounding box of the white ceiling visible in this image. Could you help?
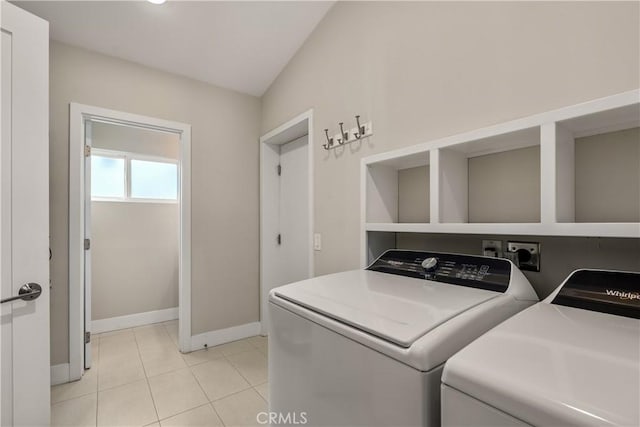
[14,1,334,96]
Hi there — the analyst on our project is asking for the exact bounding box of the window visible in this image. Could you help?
[91,155,125,199]
[131,159,178,200]
[90,149,178,202]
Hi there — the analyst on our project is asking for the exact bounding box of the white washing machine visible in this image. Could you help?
[268,250,538,426]
[442,269,640,427]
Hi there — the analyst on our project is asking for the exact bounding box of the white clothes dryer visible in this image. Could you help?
[442,269,640,427]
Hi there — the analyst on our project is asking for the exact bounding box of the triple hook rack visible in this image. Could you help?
[323,115,373,150]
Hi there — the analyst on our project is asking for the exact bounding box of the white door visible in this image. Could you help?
[0,2,50,426]
[278,136,310,286]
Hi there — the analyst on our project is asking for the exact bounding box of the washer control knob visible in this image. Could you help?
[421,257,438,272]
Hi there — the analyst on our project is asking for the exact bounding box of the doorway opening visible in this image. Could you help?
[69,104,191,381]
[259,110,314,334]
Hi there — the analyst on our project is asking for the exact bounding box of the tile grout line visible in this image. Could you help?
[132,328,161,425]
[222,352,255,390]
[252,381,269,404]
[223,341,268,386]
[188,340,264,402]
[162,322,180,349]
[252,387,268,405]
[154,401,218,426]
[208,384,255,404]
[94,332,142,393]
[209,400,227,427]
[187,358,230,427]
[241,338,269,404]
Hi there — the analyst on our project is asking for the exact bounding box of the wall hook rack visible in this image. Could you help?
[338,123,348,144]
[323,129,334,150]
[355,115,365,139]
[323,115,373,150]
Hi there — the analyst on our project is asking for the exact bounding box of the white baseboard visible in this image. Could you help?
[51,363,70,386]
[190,322,261,352]
[92,307,178,334]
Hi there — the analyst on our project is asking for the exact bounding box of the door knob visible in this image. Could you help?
[0,283,42,304]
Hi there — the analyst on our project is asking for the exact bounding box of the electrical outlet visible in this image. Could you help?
[482,240,503,258]
[313,233,322,251]
[506,241,540,271]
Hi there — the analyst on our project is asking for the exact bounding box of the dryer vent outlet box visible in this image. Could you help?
[506,241,540,272]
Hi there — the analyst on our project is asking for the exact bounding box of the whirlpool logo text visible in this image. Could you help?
[605,289,640,301]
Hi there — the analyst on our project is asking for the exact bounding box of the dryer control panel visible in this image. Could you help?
[367,250,511,293]
[552,270,640,319]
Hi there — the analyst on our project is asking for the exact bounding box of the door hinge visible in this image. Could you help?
[84,238,90,250]
[277,164,281,176]
[85,331,91,344]
[84,145,91,157]
[277,234,282,245]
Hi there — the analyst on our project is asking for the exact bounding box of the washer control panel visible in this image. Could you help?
[421,257,438,272]
[367,250,511,293]
[552,269,640,319]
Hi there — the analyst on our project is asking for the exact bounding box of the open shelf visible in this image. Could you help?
[555,104,640,223]
[360,90,640,266]
[437,126,541,224]
[365,151,430,224]
[365,222,638,238]
[366,222,544,234]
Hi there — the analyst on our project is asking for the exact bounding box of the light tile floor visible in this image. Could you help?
[51,321,268,427]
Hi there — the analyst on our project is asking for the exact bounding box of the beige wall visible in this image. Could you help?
[468,146,541,223]
[398,166,429,223]
[91,202,178,320]
[92,121,180,159]
[50,42,261,365]
[261,1,640,275]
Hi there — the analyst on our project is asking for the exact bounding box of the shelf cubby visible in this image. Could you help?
[436,126,541,224]
[364,151,430,224]
[555,103,640,223]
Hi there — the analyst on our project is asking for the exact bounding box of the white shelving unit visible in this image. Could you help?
[361,90,640,265]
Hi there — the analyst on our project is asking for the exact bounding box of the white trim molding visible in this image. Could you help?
[259,109,314,336]
[92,307,179,334]
[51,363,70,386]
[189,322,261,352]
[69,103,192,381]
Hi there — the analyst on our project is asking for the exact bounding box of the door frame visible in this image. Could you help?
[69,103,191,381]
[259,109,314,335]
